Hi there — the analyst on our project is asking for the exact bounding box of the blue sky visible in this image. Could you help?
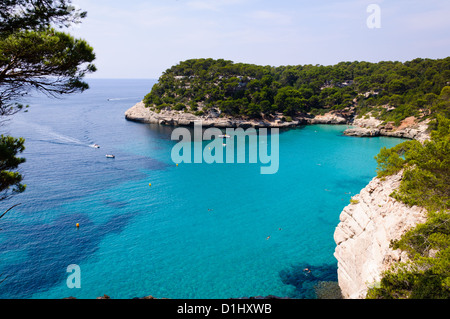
[70,0,450,79]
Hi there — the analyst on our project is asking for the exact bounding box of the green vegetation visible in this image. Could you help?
[368,116,450,299]
[0,135,26,201]
[375,116,449,212]
[144,58,450,123]
[0,1,95,203]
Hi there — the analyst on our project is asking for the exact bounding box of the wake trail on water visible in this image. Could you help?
[17,121,95,148]
[107,97,137,101]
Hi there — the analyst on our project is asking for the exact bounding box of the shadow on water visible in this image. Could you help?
[0,211,139,299]
[279,263,342,299]
[102,198,130,209]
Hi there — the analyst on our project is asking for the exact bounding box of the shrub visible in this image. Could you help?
[368,115,450,299]
[172,103,186,111]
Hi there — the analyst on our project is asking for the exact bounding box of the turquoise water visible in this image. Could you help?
[0,79,405,299]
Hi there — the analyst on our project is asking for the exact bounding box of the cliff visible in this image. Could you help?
[125,100,433,300]
[343,114,430,143]
[334,171,428,299]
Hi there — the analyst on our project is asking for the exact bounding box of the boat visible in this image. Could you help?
[218,134,230,138]
[106,154,115,158]
[91,144,100,148]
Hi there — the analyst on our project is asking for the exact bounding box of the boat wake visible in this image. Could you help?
[107,97,136,101]
[18,121,93,147]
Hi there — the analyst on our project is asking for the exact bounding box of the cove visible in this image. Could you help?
[0,79,407,299]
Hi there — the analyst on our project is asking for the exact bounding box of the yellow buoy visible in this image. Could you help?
[76,223,79,228]
[176,163,178,167]
[149,183,152,187]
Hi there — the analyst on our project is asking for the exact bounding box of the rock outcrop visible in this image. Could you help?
[124,101,349,128]
[343,114,430,142]
[334,172,427,299]
[126,103,430,142]
[125,101,432,300]
[343,127,381,137]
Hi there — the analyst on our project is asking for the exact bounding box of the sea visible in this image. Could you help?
[0,79,405,299]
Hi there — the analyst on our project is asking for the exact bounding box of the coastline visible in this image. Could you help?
[124,101,350,128]
[125,100,432,300]
[334,171,428,298]
[125,101,430,140]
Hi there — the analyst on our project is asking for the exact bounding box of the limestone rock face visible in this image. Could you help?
[334,172,427,299]
[124,102,351,128]
[343,115,430,142]
[379,122,430,143]
[306,112,348,124]
[343,127,380,137]
[125,101,199,125]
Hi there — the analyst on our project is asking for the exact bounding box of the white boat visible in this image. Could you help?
[91,144,100,148]
[106,154,115,158]
[219,134,230,138]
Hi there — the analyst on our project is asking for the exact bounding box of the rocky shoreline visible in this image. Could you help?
[125,101,432,300]
[343,114,430,142]
[125,102,430,141]
[124,101,350,129]
[334,171,428,299]
[334,114,431,299]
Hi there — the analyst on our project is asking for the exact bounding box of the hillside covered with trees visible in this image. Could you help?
[143,57,450,125]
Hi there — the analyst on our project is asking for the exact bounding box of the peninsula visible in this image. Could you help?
[125,57,450,140]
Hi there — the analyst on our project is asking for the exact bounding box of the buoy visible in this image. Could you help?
[149,183,151,187]
[76,223,79,228]
[176,163,178,167]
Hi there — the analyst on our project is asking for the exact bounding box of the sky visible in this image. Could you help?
[69,0,450,79]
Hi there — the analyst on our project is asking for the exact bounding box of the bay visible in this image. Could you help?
[0,79,405,299]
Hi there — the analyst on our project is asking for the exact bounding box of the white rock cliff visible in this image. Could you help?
[334,171,428,299]
[125,101,431,299]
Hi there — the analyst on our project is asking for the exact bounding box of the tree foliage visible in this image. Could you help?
[368,116,450,299]
[367,211,450,299]
[0,0,85,34]
[0,135,25,201]
[375,115,449,212]
[144,57,450,121]
[0,0,96,117]
[0,0,95,202]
